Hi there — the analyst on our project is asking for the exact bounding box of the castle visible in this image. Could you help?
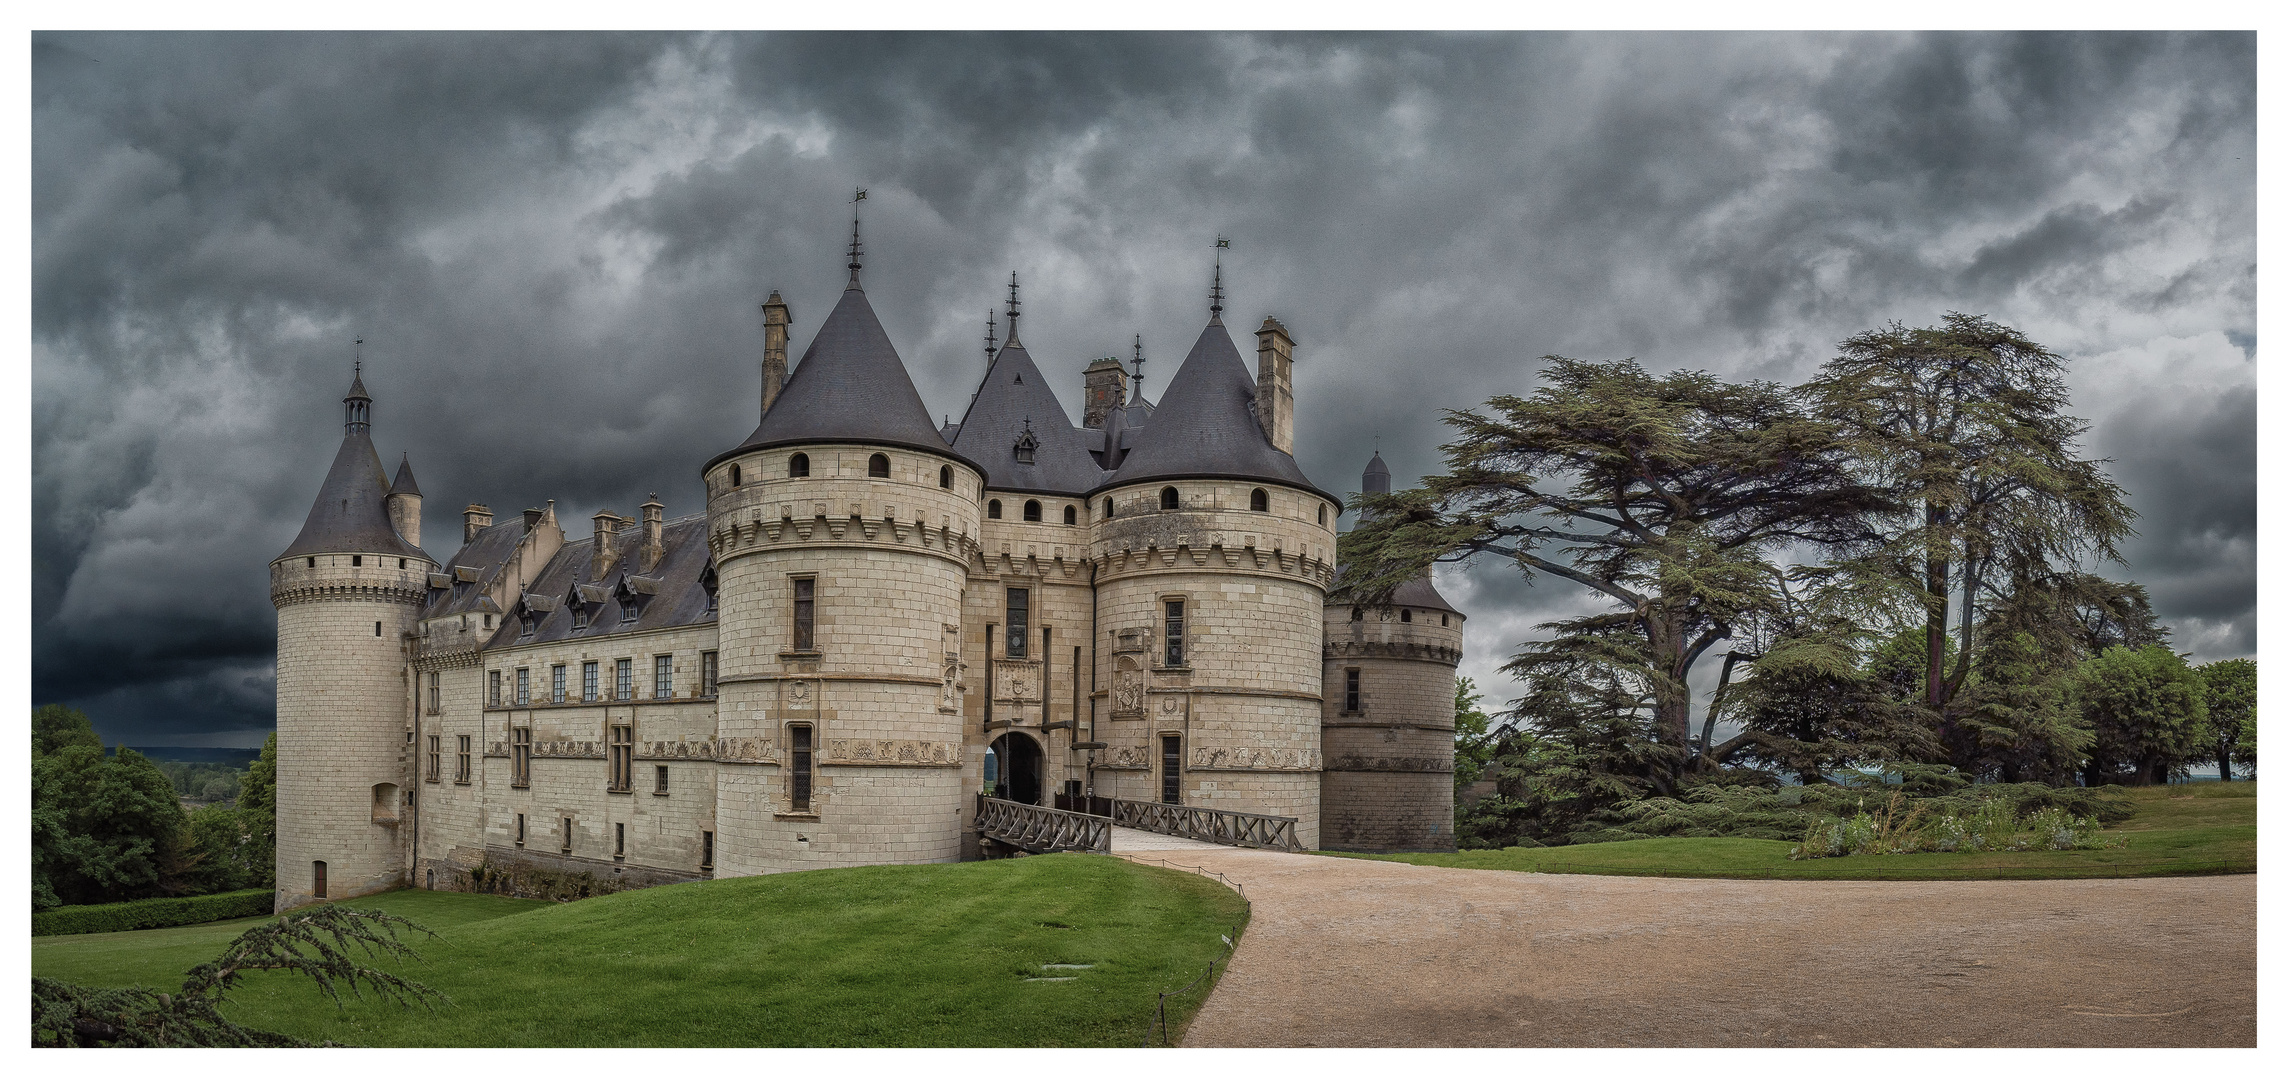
[268,238,1465,909]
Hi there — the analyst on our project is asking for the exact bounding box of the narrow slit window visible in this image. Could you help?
[313,861,328,898]
[561,817,573,853]
[700,650,719,696]
[1345,668,1362,713]
[615,822,625,858]
[701,830,714,870]
[489,669,502,708]
[1163,599,1185,667]
[655,764,670,794]
[516,813,526,847]
[1103,498,1114,519]
[1005,588,1030,658]
[792,579,815,651]
[455,734,471,782]
[939,465,952,488]
[512,726,531,787]
[789,724,814,812]
[730,463,742,486]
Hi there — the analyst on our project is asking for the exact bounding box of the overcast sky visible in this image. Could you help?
[31,31,2254,746]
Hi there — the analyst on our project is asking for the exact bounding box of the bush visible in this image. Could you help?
[32,888,273,937]
[1788,801,2115,859]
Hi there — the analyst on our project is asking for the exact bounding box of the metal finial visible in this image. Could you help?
[846,188,867,285]
[1210,236,1227,317]
[1004,271,1021,343]
[1131,333,1146,400]
[984,309,998,364]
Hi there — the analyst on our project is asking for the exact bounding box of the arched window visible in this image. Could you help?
[1250,488,1269,512]
[730,464,742,487]
[1023,500,1042,522]
[1160,487,1179,510]
[789,453,809,478]
[988,499,1003,519]
[868,453,890,478]
[1062,504,1077,525]
[1401,609,1413,623]
[1318,504,1328,525]
[1103,498,1114,518]
[940,465,952,489]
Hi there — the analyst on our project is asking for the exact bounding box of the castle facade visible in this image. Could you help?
[269,248,1463,910]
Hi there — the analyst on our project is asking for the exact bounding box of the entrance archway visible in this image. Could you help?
[989,732,1046,805]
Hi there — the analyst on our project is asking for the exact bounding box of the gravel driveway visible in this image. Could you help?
[1111,832,2256,1047]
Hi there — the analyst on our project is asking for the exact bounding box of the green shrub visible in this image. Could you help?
[33,888,273,937]
[1789,801,2116,859]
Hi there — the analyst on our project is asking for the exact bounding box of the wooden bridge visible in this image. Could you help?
[975,795,1303,855]
[1108,798,1303,852]
[975,795,1112,854]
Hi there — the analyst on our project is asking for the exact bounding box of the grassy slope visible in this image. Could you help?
[1338,781,2256,881]
[32,854,1247,1047]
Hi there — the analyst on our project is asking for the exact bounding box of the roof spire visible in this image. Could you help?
[343,340,372,433]
[846,188,867,289]
[984,308,998,365]
[1131,333,1146,403]
[1004,270,1021,345]
[1210,235,1228,320]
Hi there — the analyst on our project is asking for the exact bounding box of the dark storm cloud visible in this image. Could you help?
[32,31,2254,743]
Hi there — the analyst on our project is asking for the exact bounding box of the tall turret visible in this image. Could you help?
[1320,450,1464,852]
[271,367,434,909]
[702,225,983,875]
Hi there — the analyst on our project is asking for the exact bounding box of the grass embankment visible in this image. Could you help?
[31,853,1247,1047]
[1341,781,2255,881]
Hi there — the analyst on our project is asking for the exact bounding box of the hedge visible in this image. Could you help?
[33,888,274,937]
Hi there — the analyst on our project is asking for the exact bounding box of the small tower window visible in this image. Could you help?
[940,465,952,489]
[399,558,408,569]
[730,464,742,487]
[987,500,1002,520]
[1442,613,1450,626]
[307,557,315,568]
[374,621,382,637]
[1250,488,1268,512]
[352,555,362,567]
[1402,609,1413,623]
[1160,487,1179,510]
[1023,500,1042,522]
[868,453,890,478]
[1103,498,1114,518]
[1063,504,1076,526]
[789,453,809,478]
[1319,504,1329,525]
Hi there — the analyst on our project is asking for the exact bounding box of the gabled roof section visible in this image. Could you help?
[710,285,968,470]
[482,515,719,649]
[950,341,1108,496]
[421,518,528,619]
[278,428,428,561]
[1099,317,1331,503]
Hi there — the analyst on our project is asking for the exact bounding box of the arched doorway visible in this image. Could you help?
[989,732,1045,805]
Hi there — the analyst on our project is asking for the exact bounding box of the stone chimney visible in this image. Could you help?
[591,510,623,579]
[1081,357,1127,428]
[761,291,792,417]
[638,494,665,573]
[1255,316,1295,455]
[463,503,494,544]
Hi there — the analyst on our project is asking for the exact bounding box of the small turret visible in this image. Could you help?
[387,454,422,549]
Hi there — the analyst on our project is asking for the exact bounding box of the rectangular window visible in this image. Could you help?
[701,830,714,870]
[511,727,531,788]
[1005,588,1030,658]
[1164,599,1186,667]
[582,661,599,702]
[426,734,441,781]
[701,651,719,697]
[561,817,573,854]
[515,667,530,706]
[615,822,626,859]
[1161,735,1183,804]
[489,669,502,708]
[789,723,814,812]
[313,860,328,899]
[615,658,633,700]
[515,813,526,847]
[427,671,441,714]
[456,734,472,783]
[655,764,669,794]
[654,655,674,699]
[792,578,816,651]
[608,724,633,792]
[551,664,567,704]
[1345,668,1362,713]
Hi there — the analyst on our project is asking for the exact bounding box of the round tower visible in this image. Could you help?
[1087,305,1337,847]
[1320,452,1464,852]
[703,252,983,875]
[270,369,434,909]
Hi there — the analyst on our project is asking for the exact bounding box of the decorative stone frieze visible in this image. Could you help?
[1189,747,1323,771]
[822,739,962,767]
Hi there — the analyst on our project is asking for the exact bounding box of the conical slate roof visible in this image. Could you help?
[390,454,421,497]
[1099,316,1333,504]
[950,340,1108,495]
[1361,452,1391,495]
[708,284,973,472]
[278,428,427,561]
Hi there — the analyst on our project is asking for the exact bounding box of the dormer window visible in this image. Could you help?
[868,453,890,478]
[790,453,809,478]
[1013,421,1038,466]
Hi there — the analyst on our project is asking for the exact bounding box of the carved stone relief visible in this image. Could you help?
[1188,747,1324,771]
[994,659,1042,703]
[1112,655,1144,715]
[824,738,962,767]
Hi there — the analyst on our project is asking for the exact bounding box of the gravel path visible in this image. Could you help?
[1109,837,2256,1047]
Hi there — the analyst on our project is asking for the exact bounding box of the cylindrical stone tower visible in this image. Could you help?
[271,370,434,909]
[1321,455,1464,851]
[1088,312,1338,847]
[704,268,983,875]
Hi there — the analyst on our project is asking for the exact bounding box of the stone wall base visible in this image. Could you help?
[419,846,707,902]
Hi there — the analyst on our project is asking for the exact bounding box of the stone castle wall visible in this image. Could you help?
[1320,597,1463,852]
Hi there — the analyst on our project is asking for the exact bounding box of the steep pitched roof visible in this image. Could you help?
[1361,451,1391,495]
[949,341,1108,496]
[278,428,428,561]
[485,515,719,648]
[709,284,973,472]
[421,517,530,620]
[389,454,421,497]
[1099,316,1332,503]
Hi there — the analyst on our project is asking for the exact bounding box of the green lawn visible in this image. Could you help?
[1337,781,2256,881]
[32,853,1247,1047]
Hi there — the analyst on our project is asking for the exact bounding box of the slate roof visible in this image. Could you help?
[278,427,429,562]
[1388,574,1462,617]
[484,515,718,649]
[390,454,421,497]
[949,340,1109,496]
[1098,316,1333,504]
[1361,451,1391,495]
[709,284,976,473]
[421,517,532,620]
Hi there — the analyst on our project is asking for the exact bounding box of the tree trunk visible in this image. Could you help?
[1925,503,1950,710]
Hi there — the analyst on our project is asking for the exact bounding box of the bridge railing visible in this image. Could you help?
[1108,798,1302,852]
[975,795,1112,854]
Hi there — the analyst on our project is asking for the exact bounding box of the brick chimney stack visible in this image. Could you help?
[1081,357,1127,428]
[761,292,792,417]
[1255,316,1295,455]
[591,510,622,578]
